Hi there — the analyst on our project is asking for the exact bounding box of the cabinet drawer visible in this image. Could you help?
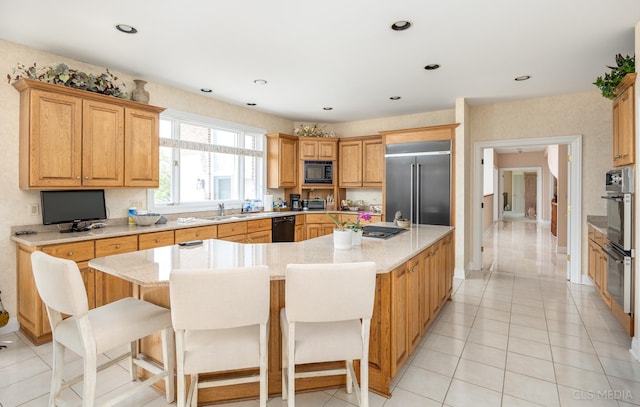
[138,231,175,250]
[42,241,95,262]
[247,218,272,233]
[175,226,218,243]
[305,213,333,224]
[95,235,138,257]
[246,230,272,243]
[218,221,248,238]
[295,214,305,225]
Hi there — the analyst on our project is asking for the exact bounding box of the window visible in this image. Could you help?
[149,110,266,213]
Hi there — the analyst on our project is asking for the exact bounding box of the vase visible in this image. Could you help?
[352,229,363,246]
[333,229,352,250]
[131,79,150,104]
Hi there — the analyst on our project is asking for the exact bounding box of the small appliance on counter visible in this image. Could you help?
[290,194,302,211]
[303,199,326,210]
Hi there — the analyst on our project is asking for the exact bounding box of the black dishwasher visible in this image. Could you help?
[272,215,295,242]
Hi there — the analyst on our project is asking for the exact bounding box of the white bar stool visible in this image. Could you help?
[30,251,175,407]
[169,266,270,407]
[281,262,377,407]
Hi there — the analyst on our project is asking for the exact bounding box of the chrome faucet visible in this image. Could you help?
[218,203,225,216]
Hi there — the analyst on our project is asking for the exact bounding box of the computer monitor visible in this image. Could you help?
[41,190,107,233]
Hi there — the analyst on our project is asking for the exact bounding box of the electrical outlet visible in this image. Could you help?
[29,203,39,216]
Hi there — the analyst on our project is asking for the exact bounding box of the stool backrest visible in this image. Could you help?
[170,266,270,330]
[31,251,89,317]
[285,262,377,323]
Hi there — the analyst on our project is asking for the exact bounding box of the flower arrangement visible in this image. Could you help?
[293,123,335,138]
[327,211,372,232]
[7,62,128,99]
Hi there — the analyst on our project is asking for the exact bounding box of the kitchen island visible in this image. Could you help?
[87,223,454,403]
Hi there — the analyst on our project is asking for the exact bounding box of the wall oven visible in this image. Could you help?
[602,167,634,315]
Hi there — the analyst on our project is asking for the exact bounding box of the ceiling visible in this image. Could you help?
[1,1,638,124]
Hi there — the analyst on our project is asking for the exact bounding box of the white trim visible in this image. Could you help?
[498,166,543,223]
[472,135,582,284]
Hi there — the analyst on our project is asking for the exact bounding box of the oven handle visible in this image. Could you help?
[601,195,624,202]
[602,246,625,263]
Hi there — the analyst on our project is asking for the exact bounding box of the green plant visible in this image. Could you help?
[347,212,372,232]
[327,212,348,230]
[293,123,335,137]
[7,62,128,99]
[593,54,635,99]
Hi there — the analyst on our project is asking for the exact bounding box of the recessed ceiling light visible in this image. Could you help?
[254,79,267,85]
[424,64,441,70]
[200,88,212,93]
[323,107,333,111]
[391,21,412,31]
[389,96,401,100]
[115,24,138,34]
[515,75,531,81]
[246,102,257,106]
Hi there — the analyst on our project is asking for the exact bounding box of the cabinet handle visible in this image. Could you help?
[195,233,200,237]
[67,251,74,256]
[615,154,622,159]
[155,239,160,243]
[76,176,81,179]
[85,176,90,180]
[115,244,121,249]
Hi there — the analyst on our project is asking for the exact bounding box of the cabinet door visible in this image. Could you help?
[321,224,335,236]
[16,244,52,343]
[588,239,597,284]
[94,236,137,307]
[598,247,610,306]
[279,137,298,187]
[78,261,96,309]
[26,89,83,188]
[613,83,635,167]
[363,138,384,187]
[339,141,363,187]
[318,140,337,159]
[295,224,305,242]
[175,225,218,243]
[407,257,422,353]
[218,233,247,243]
[124,108,160,187]
[430,245,440,316]
[82,100,124,186]
[420,250,434,333]
[390,264,408,376]
[247,230,272,243]
[443,234,454,299]
[305,224,322,239]
[300,139,318,159]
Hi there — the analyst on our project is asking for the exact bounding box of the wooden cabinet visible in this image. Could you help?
[338,136,383,188]
[266,133,297,188]
[304,213,335,239]
[94,236,137,307]
[294,215,305,242]
[299,138,337,160]
[340,214,381,226]
[612,73,636,167]
[13,78,164,189]
[174,225,218,243]
[246,219,272,243]
[587,226,610,306]
[218,221,248,241]
[138,231,175,250]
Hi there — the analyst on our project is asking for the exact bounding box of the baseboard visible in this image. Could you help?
[0,317,19,336]
[630,337,640,362]
[454,267,466,280]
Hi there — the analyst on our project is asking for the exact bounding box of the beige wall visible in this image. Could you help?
[470,91,612,277]
[483,194,494,232]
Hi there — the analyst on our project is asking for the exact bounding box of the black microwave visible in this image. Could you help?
[304,160,333,184]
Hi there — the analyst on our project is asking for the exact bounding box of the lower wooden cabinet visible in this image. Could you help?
[175,225,218,243]
[138,230,175,250]
[294,215,305,242]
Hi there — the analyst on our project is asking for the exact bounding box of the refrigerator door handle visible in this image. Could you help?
[416,163,421,225]
[410,163,415,224]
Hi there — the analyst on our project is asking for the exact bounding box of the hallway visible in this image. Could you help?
[0,221,638,406]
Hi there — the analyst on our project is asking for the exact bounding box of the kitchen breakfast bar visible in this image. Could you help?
[88,223,455,404]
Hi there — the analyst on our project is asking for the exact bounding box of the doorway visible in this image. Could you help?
[472,135,582,284]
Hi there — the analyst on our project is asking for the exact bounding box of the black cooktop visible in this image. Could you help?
[362,226,407,239]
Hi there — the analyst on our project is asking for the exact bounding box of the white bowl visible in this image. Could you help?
[133,214,161,226]
[396,219,411,229]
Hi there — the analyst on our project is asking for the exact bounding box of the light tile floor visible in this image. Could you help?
[2,220,639,406]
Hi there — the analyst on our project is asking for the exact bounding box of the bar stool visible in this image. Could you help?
[169,266,270,407]
[281,262,377,407]
[30,251,175,407]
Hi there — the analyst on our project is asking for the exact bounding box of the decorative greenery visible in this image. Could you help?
[327,211,372,232]
[293,123,335,138]
[593,54,635,99]
[348,211,372,232]
[7,63,128,99]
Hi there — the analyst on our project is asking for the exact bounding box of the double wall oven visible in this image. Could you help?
[602,167,634,314]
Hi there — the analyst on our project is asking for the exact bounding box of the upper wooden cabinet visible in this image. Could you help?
[299,138,337,160]
[266,133,297,188]
[612,73,636,167]
[338,136,383,187]
[13,79,164,189]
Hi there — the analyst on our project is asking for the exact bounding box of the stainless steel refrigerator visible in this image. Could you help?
[385,140,451,226]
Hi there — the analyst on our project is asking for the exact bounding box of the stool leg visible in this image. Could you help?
[259,323,268,407]
[83,352,98,407]
[287,324,295,407]
[129,340,137,381]
[50,339,65,406]
[346,360,353,394]
[162,327,176,402]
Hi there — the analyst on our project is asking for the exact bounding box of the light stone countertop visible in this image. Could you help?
[88,223,454,286]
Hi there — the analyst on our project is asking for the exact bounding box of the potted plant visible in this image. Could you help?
[327,213,353,249]
[293,123,335,138]
[593,54,635,99]
[348,212,372,245]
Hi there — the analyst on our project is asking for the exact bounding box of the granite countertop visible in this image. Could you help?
[88,223,454,286]
[586,215,607,234]
[10,210,383,247]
